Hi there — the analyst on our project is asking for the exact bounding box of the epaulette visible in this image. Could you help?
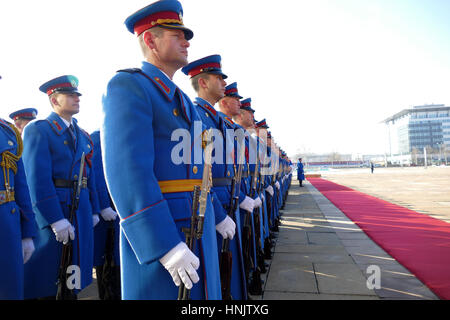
[0,118,13,128]
[117,68,142,74]
[118,68,172,98]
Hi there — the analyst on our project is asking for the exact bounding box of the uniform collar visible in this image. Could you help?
[195,97,218,116]
[58,115,74,129]
[141,61,177,101]
[218,111,236,128]
[47,112,77,135]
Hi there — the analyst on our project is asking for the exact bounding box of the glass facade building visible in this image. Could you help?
[383,104,450,155]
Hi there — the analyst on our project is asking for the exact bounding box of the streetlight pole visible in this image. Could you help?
[424,147,427,169]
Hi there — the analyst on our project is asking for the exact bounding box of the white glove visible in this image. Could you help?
[51,218,75,244]
[159,242,200,290]
[265,185,274,196]
[275,181,281,190]
[239,196,255,213]
[22,238,35,264]
[253,196,262,208]
[100,207,118,221]
[216,216,236,240]
[93,214,100,227]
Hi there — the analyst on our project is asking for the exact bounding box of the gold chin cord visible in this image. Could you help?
[1,124,23,201]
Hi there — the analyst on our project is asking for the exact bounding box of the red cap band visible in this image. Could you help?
[187,62,221,77]
[46,82,73,95]
[225,87,238,95]
[13,112,34,120]
[134,11,182,35]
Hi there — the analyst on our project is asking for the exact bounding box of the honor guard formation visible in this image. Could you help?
[0,0,294,300]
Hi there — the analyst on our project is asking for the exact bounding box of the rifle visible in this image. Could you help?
[100,219,121,300]
[178,129,213,300]
[256,156,269,273]
[219,135,245,300]
[56,152,86,300]
[248,146,263,295]
[270,157,280,232]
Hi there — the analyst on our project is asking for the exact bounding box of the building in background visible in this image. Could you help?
[382,104,450,165]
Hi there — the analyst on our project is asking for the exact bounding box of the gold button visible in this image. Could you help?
[64,141,68,145]
[227,171,230,177]
[11,208,16,214]
[205,112,209,117]
[8,140,13,146]
[173,108,179,116]
[74,175,78,180]
[192,166,198,174]
[87,144,91,149]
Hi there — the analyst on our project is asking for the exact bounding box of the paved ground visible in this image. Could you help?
[262,177,440,300]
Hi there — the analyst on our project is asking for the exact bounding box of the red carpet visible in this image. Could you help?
[307,177,450,300]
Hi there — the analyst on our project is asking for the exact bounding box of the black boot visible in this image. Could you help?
[248,268,263,296]
[264,241,273,260]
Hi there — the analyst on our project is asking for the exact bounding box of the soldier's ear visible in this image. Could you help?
[143,30,156,50]
[198,77,208,90]
[50,95,59,107]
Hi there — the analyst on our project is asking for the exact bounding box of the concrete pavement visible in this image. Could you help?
[261,179,439,300]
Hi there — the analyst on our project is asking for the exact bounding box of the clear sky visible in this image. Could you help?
[1,0,450,158]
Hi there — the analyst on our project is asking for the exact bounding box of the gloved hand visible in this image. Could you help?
[275,181,280,190]
[216,216,236,240]
[93,214,100,227]
[22,238,35,264]
[265,185,274,196]
[51,218,75,244]
[253,196,262,208]
[239,196,255,213]
[100,207,118,221]
[159,242,200,290]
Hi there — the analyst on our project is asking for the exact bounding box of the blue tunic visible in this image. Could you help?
[0,119,37,300]
[297,162,305,181]
[22,112,100,298]
[194,98,246,299]
[90,130,120,267]
[101,62,222,300]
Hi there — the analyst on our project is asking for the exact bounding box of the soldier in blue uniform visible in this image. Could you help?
[218,93,266,296]
[297,157,305,187]
[251,117,275,265]
[91,129,121,300]
[22,75,101,299]
[0,76,38,299]
[182,56,249,300]
[101,0,222,300]
[9,108,38,135]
